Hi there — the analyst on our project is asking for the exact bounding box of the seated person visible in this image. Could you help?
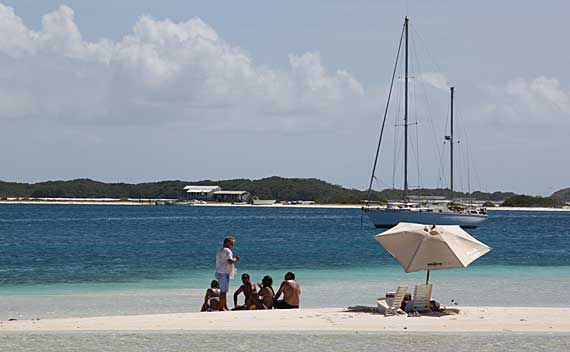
[232,273,257,310]
[252,275,275,309]
[273,272,301,309]
[200,280,221,312]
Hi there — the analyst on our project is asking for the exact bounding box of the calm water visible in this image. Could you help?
[1,333,569,352]
[1,204,570,319]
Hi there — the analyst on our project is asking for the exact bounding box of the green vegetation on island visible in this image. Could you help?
[551,188,570,204]
[0,177,384,204]
[501,195,563,208]
[0,177,567,206]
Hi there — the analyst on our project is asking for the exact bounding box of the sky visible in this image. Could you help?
[0,1,568,195]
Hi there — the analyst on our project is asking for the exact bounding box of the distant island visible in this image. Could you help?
[0,177,568,207]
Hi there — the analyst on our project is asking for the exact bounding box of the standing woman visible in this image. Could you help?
[215,236,240,311]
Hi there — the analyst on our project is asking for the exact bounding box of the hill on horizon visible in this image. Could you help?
[551,188,570,203]
[0,176,531,204]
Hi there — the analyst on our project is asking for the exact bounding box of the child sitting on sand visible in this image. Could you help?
[201,280,221,312]
[232,273,257,310]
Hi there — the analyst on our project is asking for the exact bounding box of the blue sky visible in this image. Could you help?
[0,1,568,195]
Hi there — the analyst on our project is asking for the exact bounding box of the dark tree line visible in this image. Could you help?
[1,176,563,205]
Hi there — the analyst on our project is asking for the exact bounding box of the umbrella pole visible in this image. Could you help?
[426,270,430,285]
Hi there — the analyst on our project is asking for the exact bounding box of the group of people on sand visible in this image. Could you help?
[201,236,301,312]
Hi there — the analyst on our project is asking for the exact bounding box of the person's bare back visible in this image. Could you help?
[257,286,274,309]
[274,272,301,309]
[281,280,301,305]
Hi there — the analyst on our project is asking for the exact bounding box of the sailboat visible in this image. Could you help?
[362,17,487,229]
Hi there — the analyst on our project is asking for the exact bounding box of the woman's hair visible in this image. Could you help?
[211,279,220,289]
[261,275,273,287]
[285,271,295,280]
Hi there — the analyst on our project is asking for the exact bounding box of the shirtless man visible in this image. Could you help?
[253,275,275,309]
[273,272,301,309]
[200,280,221,312]
[232,273,257,310]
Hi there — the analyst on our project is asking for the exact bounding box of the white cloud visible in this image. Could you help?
[506,77,570,114]
[0,4,368,130]
[482,77,570,129]
[418,72,449,91]
[0,4,35,55]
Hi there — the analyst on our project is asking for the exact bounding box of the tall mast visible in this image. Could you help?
[403,17,409,200]
[365,19,405,204]
[450,86,454,199]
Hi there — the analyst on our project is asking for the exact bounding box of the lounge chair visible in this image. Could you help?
[411,284,432,313]
[377,285,408,316]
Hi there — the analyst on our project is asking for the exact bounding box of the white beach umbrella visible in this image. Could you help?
[373,222,492,283]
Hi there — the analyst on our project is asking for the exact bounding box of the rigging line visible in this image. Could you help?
[452,94,463,194]
[391,88,400,188]
[454,101,466,193]
[392,44,405,189]
[440,98,451,188]
[464,141,471,194]
[441,149,447,189]
[456,107,472,194]
[366,22,405,201]
[410,31,422,191]
[457,104,481,192]
[392,123,400,189]
[454,108,465,194]
[463,121,482,193]
[410,27,445,190]
[455,139,462,193]
[411,24,447,81]
[374,176,391,189]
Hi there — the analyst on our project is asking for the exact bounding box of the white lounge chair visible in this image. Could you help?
[411,284,432,313]
[377,285,408,316]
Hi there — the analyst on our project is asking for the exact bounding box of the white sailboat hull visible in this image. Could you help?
[364,208,487,229]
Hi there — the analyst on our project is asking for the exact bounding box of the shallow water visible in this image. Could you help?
[2,265,570,320]
[1,332,569,352]
[1,204,570,320]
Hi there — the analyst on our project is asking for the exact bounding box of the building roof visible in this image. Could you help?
[213,190,250,195]
[184,185,221,193]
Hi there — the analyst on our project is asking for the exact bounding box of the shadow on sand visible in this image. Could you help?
[346,305,461,317]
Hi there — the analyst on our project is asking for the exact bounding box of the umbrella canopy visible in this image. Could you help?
[374,222,492,274]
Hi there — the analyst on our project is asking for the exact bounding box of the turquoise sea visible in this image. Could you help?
[1,204,570,351]
[1,204,569,318]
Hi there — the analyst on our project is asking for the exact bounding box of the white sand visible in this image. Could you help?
[1,199,568,211]
[2,307,569,333]
[488,206,570,212]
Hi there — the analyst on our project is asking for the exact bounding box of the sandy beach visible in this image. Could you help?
[2,307,569,333]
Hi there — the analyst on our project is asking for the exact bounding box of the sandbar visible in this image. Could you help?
[2,307,569,333]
